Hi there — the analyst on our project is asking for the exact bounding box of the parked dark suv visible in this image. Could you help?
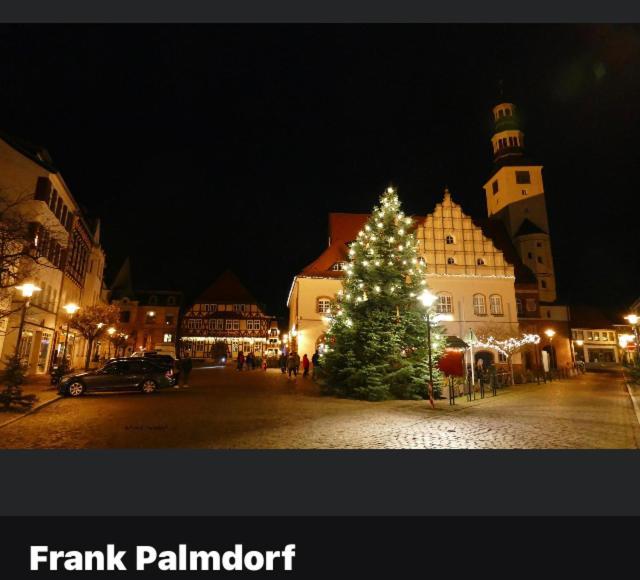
[58,358,174,397]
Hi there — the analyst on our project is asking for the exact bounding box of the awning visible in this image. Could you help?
[446,335,469,350]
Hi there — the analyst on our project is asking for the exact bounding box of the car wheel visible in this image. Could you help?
[67,381,85,397]
[141,379,157,394]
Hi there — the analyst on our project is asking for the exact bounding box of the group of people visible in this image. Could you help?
[236,351,263,371]
[279,350,320,379]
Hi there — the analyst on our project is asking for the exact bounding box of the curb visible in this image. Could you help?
[0,394,63,430]
[623,373,640,428]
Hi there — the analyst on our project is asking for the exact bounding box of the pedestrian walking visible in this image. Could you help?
[302,354,310,378]
[311,349,320,380]
[175,350,193,389]
[287,352,298,378]
[279,352,287,374]
[237,351,245,371]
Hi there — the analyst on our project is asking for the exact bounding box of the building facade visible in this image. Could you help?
[288,189,527,369]
[180,270,280,360]
[0,132,109,374]
[109,259,182,356]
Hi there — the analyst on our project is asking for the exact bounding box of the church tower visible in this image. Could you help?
[483,101,557,303]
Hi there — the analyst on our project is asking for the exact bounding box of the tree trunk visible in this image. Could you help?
[84,337,94,370]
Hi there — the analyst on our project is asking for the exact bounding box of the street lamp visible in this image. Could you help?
[107,326,116,359]
[544,328,556,370]
[419,290,438,405]
[624,314,640,366]
[61,303,80,367]
[14,283,41,360]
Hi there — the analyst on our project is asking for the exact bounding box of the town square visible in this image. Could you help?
[1,24,639,448]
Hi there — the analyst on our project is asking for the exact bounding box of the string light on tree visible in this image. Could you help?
[322,185,445,401]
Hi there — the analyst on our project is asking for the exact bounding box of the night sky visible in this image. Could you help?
[1,24,639,319]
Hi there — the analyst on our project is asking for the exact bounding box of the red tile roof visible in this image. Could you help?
[328,213,369,244]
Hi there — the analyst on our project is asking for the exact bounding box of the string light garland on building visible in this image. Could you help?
[468,333,541,356]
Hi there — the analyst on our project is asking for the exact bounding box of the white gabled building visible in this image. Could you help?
[287,188,528,370]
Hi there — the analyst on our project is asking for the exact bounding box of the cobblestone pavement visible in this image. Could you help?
[0,367,638,449]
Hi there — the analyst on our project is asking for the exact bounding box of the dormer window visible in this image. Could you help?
[332,262,346,271]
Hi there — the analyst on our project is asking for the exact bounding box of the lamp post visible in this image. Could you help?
[544,328,556,371]
[107,327,116,359]
[14,283,41,361]
[625,314,640,366]
[419,290,438,405]
[61,303,80,367]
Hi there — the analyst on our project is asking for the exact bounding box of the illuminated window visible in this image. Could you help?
[473,294,487,316]
[233,320,240,330]
[445,235,454,245]
[163,333,172,342]
[332,262,346,271]
[436,294,453,314]
[516,171,531,184]
[317,298,331,314]
[489,295,503,316]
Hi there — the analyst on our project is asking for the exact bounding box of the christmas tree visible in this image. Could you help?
[322,187,446,401]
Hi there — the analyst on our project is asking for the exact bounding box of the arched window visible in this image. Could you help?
[476,258,485,266]
[436,293,453,314]
[447,257,455,265]
[148,295,158,305]
[490,294,503,316]
[317,297,331,314]
[167,296,176,306]
[473,294,487,316]
[445,235,454,245]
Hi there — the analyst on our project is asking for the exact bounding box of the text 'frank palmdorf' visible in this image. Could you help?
[30,544,296,572]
